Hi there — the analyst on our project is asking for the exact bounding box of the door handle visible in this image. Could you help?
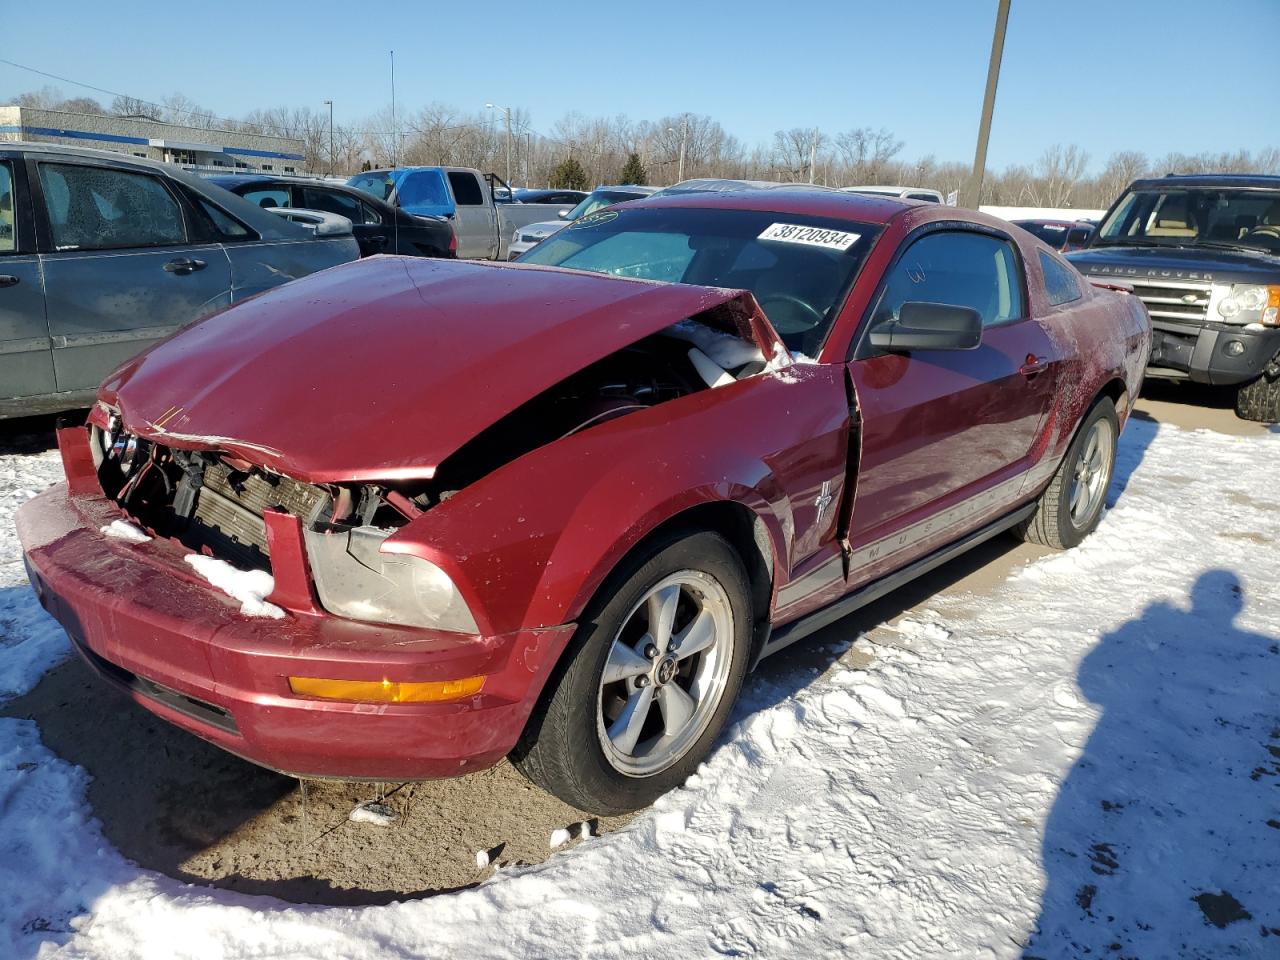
[163,257,207,275]
[1020,354,1049,377]
[0,274,18,288]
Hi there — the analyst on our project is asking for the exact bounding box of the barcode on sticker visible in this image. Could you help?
[758,223,861,250]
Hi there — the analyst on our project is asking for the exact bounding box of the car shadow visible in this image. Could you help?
[0,415,63,456]
[1023,570,1280,956]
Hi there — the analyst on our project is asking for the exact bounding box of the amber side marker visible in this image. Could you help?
[288,675,485,703]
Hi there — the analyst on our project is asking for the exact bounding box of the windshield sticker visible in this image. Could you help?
[569,210,619,229]
[758,223,861,250]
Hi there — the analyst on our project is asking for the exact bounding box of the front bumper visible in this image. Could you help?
[17,483,575,781]
[1147,319,1280,386]
[506,239,538,261]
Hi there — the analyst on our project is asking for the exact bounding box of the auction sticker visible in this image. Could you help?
[758,223,861,250]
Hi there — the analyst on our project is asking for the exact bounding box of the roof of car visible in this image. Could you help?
[1131,173,1280,190]
[591,184,660,194]
[636,184,916,225]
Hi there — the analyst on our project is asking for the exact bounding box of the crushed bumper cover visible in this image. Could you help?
[17,483,575,781]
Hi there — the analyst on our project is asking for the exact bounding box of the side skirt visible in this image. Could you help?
[757,502,1036,663]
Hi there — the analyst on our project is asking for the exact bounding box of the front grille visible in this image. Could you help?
[112,442,329,571]
[1091,275,1211,323]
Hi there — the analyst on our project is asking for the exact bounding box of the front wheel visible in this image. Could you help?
[1016,397,1118,550]
[512,530,752,814]
[1235,370,1280,423]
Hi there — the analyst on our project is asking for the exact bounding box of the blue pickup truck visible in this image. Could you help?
[347,166,563,260]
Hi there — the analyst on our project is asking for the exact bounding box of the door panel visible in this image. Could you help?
[34,160,232,392]
[0,156,56,402]
[0,255,55,401]
[844,228,1059,577]
[849,318,1057,545]
[42,245,232,390]
[447,171,497,259]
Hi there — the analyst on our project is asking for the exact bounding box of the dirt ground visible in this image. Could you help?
[1,382,1269,906]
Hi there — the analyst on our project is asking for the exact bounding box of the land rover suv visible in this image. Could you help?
[1068,174,1280,422]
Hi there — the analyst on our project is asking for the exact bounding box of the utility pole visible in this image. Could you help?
[965,0,1011,208]
[323,99,334,177]
[808,130,818,184]
[678,114,689,182]
[389,50,398,168]
[485,103,514,185]
[525,131,532,186]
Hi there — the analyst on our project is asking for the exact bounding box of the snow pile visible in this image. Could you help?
[1,419,1278,958]
[0,443,68,699]
[99,519,151,543]
[182,554,284,619]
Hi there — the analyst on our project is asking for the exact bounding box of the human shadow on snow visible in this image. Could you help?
[1024,570,1280,958]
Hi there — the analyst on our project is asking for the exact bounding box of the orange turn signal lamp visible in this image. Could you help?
[288,675,485,703]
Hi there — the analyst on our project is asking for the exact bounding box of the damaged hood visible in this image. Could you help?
[103,257,781,483]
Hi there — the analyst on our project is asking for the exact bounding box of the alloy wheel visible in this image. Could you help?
[596,570,735,777]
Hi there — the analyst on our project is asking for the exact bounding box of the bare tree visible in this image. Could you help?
[835,127,903,183]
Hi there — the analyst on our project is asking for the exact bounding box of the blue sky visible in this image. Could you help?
[3,0,1277,171]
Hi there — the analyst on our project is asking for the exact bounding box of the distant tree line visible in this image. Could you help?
[8,86,1279,208]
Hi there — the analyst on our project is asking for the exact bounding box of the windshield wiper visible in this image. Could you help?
[1092,237,1164,248]
[1182,239,1271,255]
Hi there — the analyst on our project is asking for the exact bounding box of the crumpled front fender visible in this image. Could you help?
[382,364,849,637]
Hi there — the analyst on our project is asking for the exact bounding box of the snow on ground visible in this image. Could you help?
[1,418,1278,959]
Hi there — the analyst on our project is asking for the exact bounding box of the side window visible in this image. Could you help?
[358,201,382,225]
[872,231,1024,329]
[38,163,186,251]
[447,172,485,206]
[241,187,291,209]
[396,171,449,207]
[194,197,251,240]
[1039,250,1082,306]
[0,161,15,252]
[300,187,363,222]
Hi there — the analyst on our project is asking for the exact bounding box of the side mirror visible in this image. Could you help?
[869,301,982,352]
[1065,225,1094,248]
[557,208,571,219]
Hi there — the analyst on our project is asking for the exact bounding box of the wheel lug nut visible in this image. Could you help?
[636,676,650,687]
[644,644,659,659]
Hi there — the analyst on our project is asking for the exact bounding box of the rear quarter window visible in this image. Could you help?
[1039,250,1083,306]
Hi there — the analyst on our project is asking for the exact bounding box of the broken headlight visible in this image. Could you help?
[304,524,479,633]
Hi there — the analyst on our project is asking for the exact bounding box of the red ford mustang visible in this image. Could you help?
[17,190,1150,814]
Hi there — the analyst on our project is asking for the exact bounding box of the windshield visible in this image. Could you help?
[519,206,879,355]
[347,172,396,201]
[564,190,647,221]
[1097,187,1280,253]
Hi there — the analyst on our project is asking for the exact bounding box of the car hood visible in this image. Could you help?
[1068,244,1280,283]
[517,220,567,238]
[102,257,781,484]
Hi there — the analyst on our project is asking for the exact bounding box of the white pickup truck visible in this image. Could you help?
[347,166,563,260]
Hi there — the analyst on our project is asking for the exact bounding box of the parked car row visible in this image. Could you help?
[17,177,1151,813]
[0,143,358,418]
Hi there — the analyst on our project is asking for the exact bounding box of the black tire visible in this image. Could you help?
[512,529,753,815]
[1016,397,1118,550]
[1235,370,1280,424]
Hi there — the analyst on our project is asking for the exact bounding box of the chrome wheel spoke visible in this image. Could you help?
[1069,480,1084,515]
[603,640,652,685]
[647,585,681,654]
[672,608,716,660]
[657,683,696,736]
[608,685,655,755]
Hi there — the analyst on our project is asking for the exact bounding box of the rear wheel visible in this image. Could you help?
[1235,370,1280,423]
[513,530,752,814]
[1016,397,1118,550]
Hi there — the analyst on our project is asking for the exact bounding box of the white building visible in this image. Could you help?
[0,105,307,173]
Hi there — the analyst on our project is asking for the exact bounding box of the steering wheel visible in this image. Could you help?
[756,293,825,335]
